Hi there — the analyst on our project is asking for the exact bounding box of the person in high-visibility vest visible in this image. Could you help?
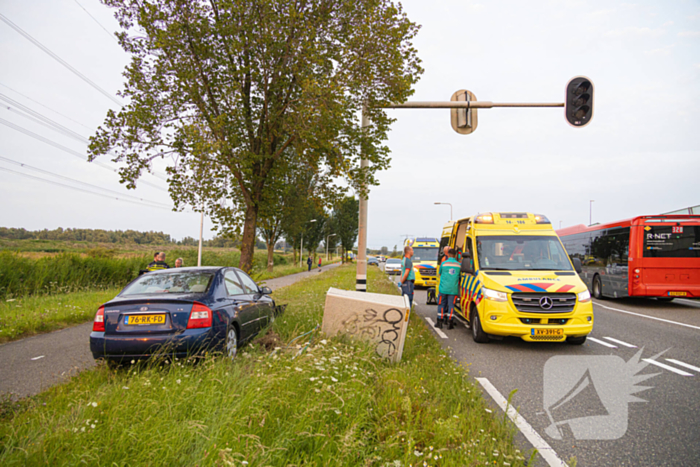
[436,248,460,329]
[147,252,170,271]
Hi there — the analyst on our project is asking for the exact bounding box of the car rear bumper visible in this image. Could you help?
[90,328,217,360]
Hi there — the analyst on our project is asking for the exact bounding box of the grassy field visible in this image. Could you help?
[0,245,329,300]
[0,264,527,466]
[0,288,121,344]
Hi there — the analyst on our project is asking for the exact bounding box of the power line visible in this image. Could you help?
[0,91,169,182]
[0,117,168,192]
[0,165,173,211]
[0,155,172,208]
[0,81,93,131]
[73,0,119,44]
[0,13,122,105]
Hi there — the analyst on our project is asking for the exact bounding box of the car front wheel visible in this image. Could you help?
[567,335,587,345]
[225,326,239,360]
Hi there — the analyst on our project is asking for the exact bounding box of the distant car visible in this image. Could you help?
[379,256,387,262]
[90,267,276,362]
[385,258,402,275]
[368,256,379,266]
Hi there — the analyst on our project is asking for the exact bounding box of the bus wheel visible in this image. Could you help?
[592,276,604,299]
[470,307,489,344]
[567,335,587,345]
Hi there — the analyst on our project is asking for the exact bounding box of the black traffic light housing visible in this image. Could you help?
[565,77,594,127]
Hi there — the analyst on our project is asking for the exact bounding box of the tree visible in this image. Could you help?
[381,246,388,255]
[334,196,359,263]
[89,0,422,272]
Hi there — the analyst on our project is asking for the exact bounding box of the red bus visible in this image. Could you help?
[557,215,700,300]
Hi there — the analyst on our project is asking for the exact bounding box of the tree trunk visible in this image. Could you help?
[266,241,274,272]
[239,203,259,273]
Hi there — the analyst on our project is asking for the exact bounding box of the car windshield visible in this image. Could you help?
[476,235,573,271]
[413,247,438,262]
[387,259,401,264]
[121,272,215,296]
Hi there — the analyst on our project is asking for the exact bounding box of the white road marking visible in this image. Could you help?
[642,359,694,376]
[30,355,45,361]
[593,302,700,331]
[425,317,448,339]
[665,358,700,373]
[476,377,568,467]
[588,337,617,348]
[603,337,637,348]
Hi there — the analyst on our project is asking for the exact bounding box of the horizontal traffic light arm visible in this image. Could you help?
[386,101,563,109]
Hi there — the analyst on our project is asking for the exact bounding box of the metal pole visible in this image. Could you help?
[356,106,369,292]
[434,202,453,220]
[386,101,564,109]
[589,200,594,226]
[197,210,203,267]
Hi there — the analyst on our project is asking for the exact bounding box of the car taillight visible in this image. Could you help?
[93,306,105,332]
[186,303,212,329]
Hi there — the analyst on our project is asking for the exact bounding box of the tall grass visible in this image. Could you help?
[0,249,292,300]
[0,265,527,466]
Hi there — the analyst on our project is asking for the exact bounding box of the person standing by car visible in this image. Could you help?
[436,248,460,329]
[399,246,415,308]
[307,256,312,272]
[147,252,170,271]
[175,258,184,268]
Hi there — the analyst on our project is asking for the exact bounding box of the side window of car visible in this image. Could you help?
[224,270,245,296]
[236,271,260,294]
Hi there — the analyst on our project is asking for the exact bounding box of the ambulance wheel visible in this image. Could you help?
[470,307,489,343]
[592,275,604,300]
[567,335,587,345]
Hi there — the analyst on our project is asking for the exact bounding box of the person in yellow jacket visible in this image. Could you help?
[147,252,170,271]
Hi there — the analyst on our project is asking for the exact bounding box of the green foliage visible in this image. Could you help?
[334,196,359,260]
[0,265,525,466]
[0,249,290,301]
[0,289,120,343]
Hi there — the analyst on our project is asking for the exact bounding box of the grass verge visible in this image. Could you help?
[0,264,526,466]
[0,288,120,344]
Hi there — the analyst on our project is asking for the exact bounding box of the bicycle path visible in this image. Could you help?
[0,262,342,399]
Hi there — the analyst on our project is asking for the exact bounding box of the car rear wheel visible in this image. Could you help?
[592,275,604,299]
[567,335,587,345]
[470,307,489,343]
[225,326,239,360]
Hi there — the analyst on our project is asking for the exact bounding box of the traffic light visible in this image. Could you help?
[451,89,478,135]
[565,77,594,127]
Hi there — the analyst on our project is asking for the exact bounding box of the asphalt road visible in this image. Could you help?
[382,263,700,467]
[0,262,340,399]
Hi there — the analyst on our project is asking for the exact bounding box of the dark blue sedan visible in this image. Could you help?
[90,267,276,362]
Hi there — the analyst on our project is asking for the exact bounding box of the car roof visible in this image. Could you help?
[143,266,226,274]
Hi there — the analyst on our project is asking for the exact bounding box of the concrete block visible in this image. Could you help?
[322,287,410,362]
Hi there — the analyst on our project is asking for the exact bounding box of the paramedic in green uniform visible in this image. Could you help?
[437,248,460,329]
[399,245,415,307]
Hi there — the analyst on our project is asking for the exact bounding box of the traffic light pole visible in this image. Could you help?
[386,101,563,109]
[356,99,568,292]
[356,108,369,292]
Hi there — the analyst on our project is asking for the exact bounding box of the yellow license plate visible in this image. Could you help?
[125,314,165,325]
[669,291,687,297]
[532,328,563,337]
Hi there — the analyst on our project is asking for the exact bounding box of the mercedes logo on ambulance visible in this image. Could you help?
[539,296,554,310]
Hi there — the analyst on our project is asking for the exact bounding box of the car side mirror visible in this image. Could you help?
[260,286,272,295]
[461,255,475,275]
[572,257,583,274]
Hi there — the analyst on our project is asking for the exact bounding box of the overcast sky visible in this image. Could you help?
[1,0,698,249]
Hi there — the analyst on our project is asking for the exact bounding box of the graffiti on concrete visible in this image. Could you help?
[340,307,405,358]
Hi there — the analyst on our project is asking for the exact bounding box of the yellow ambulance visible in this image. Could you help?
[405,237,440,288]
[444,212,593,344]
